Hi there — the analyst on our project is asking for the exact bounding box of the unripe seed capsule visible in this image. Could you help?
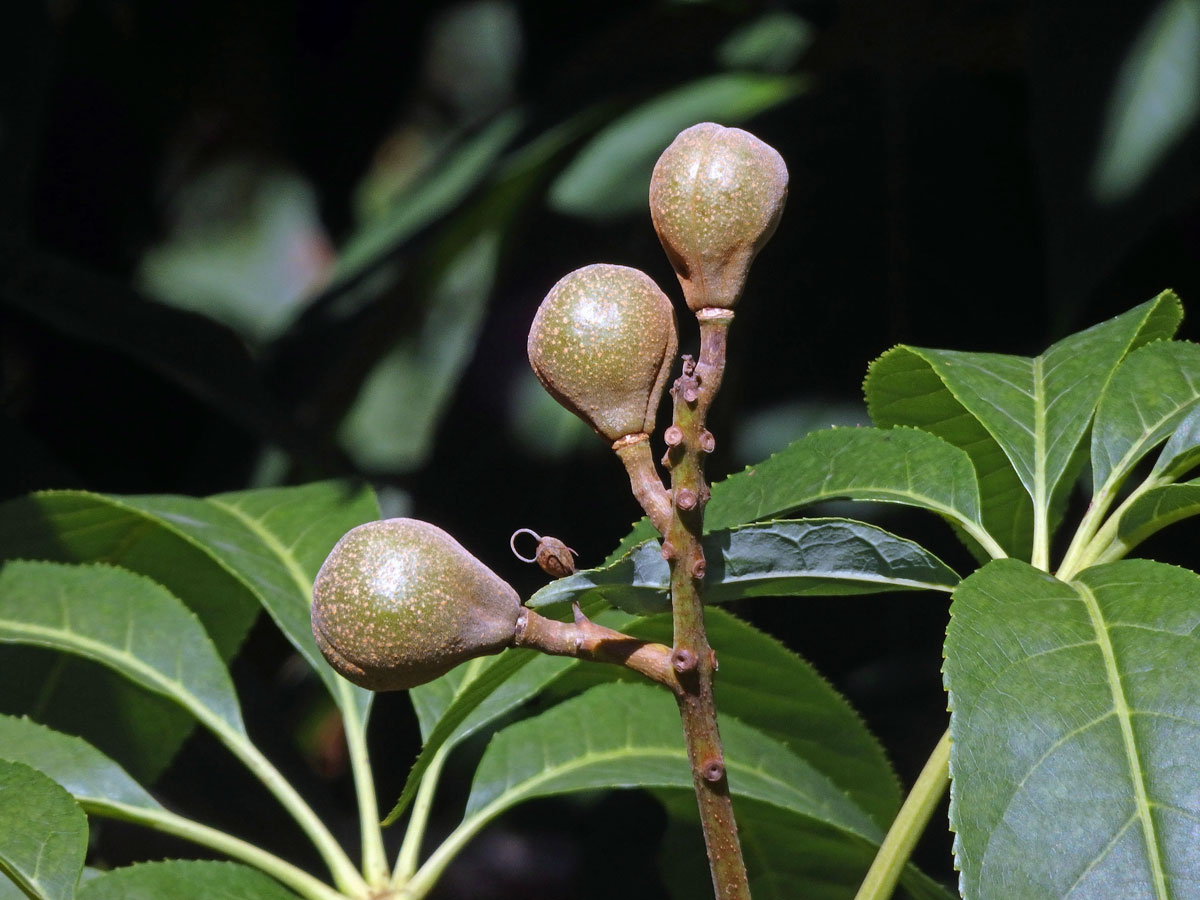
[528,264,678,442]
[650,123,788,311]
[312,519,520,691]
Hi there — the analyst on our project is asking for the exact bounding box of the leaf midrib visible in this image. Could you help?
[1073,580,1168,900]
[205,498,313,599]
[204,499,371,723]
[0,618,243,739]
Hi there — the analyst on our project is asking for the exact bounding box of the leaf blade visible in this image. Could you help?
[0,759,87,900]
[0,561,246,739]
[944,557,1200,899]
[530,518,959,615]
[0,714,161,814]
[463,681,882,841]
[658,794,956,900]
[1112,479,1200,557]
[1092,340,1200,494]
[120,482,379,718]
[704,426,991,545]
[866,292,1182,557]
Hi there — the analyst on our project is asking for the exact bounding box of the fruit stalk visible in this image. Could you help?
[661,310,750,900]
[512,606,682,692]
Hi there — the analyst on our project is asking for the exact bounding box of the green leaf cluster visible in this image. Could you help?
[4,290,1200,900]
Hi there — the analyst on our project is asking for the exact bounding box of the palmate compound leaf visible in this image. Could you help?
[865,291,1181,560]
[77,860,303,900]
[0,759,87,900]
[0,561,245,740]
[0,483,378,780]
[944,558,1200,899]
[529,518,959,615]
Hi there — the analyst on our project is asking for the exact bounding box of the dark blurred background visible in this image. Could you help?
[3,1,1200,897]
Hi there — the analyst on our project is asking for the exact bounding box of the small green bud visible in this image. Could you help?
[528,263,678,443]
[649,122,788,311]
[311,518,520,691]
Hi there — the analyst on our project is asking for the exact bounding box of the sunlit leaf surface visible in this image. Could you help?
[945,558,1200,899]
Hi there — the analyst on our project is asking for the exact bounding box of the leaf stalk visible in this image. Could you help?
[853,728,950,900]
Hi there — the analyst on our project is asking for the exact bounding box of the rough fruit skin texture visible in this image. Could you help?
[527,263,678,442]
[650,122,788,311]
[311,518,520,691]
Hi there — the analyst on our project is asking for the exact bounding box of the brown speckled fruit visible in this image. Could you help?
[528,264,678,443]
[649,122,788,311]
[311,518,520,691]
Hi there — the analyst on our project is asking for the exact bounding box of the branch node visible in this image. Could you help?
[671,647,698,673]
[676,488,698,511]
[701,758,726,783]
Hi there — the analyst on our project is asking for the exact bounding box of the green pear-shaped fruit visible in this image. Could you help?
[649,122,788,311]
[311,518,520,691]
[528,263,678,443]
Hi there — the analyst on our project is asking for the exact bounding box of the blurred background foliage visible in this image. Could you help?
[3,1,1200,897]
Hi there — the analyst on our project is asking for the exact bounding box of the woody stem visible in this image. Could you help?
[661,309,750,900]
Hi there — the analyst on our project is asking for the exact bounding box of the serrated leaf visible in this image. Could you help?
[1092,340,1200,494]
[945,558,1200,899]
[1108,479,1200,560]
[463,681,882,842]
[0,715,160,814]
[396,605,903,839]
[701,427,996,554]
[0,491,259,656]
[0,483,377,778]
[0,759,86,900]
[866,292,1182,559]
[0,561,245,738]
[603,609,903,829]
[117,483,378,719]
[0,489,259,780]
[549,73,803,220]
[76,860,303,900]
[529,519,959,615]
[658,794,955,900]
